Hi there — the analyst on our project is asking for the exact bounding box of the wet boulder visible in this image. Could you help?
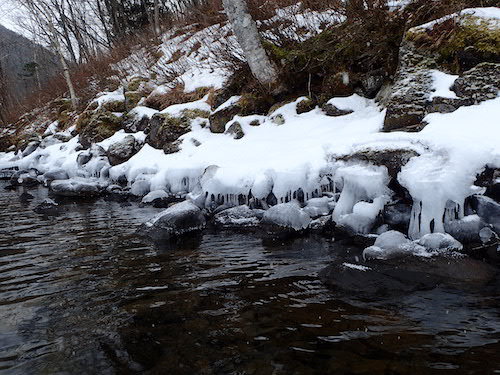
[320,255,496,296]
[262,202,311,232]
[469,195,500,233]
[141,190,171,208]
[142,200,206,238]
[107,135,141,166]
[34,198,60,215]
[10,169,40,187]
[214,205,261,228]
[50,178,101,197]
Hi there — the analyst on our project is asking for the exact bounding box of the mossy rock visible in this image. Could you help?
[127,76,149,92]
[103,99,126,113]
[52,98,72,115]
[296,98,317,114]
[78,110,123,148]
[125,91,143,111]
[407,16,500,72]
[146,113,192,151]
[181,108,210,119]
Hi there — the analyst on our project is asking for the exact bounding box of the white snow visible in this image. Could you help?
[413,7,500,32]
[342,263,371,271]
[327,94,372,113]
[429,70,459,99]
[93,88,125,108]
[142,190,169,203]
[129,106,159,119]
[97,130,146,151]
[160,95,211,117]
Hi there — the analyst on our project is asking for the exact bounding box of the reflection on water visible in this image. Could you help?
[0,182,499,374]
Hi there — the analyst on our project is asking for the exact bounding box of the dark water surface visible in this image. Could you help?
[1,182,500,374]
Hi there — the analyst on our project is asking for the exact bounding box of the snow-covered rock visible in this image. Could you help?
[213,205,261,228]
[262,202,311,232]
[303,197,331,218]
[416,233,463,252]
[363,230,427,260]
[50,178,101,197]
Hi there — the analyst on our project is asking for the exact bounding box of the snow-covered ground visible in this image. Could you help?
[1,88,499,240]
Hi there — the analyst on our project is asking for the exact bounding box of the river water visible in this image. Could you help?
[0,182,499,374]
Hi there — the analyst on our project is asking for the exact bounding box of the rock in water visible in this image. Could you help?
[214,205,261,228]
[141,190,171,208]
[262,202,311,232]
[34,198,60,215]
[50,179,101,197]
[142,200,206,238]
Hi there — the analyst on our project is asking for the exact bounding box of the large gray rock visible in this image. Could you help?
[107,135,141,166]
[262,202,311,232]
[320,256,496,296]
[143,200,206,237]
[50,178,101,197]
[452,63,500,103]
[470,195,500,233]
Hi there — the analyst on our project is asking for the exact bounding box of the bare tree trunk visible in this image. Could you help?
[222,0,283,93]
[154,0,161,36]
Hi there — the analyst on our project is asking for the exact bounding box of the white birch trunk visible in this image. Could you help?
[222,0,282,92]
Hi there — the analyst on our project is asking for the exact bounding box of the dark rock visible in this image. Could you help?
[77,152,92,166]
[10,170,39,187]
[0,168,17,180]
[19,192,34,201]
[141,200,206,239]
[146,113,191,152]
[21,141,40,157]
[320,256,496,296]
[34,198,60,215]
[107,135,141,166]
[296,98,316,114]
[209,104,241,133]
[50,178,101,197]
[361,74,385,98]
[383,203,412,229]
[322,103,353,117]
[225,121,244,140]
[452,63,500,103]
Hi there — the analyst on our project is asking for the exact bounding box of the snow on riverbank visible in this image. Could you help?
[1,92,499,240]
